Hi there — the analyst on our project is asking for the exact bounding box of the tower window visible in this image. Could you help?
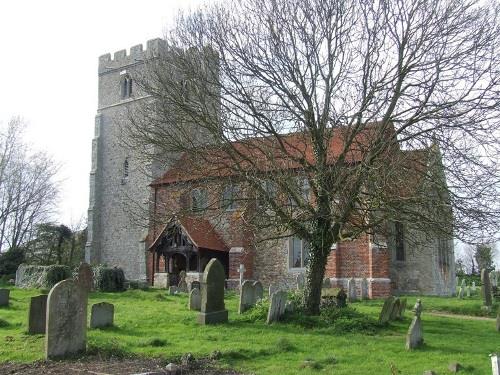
[124,158,129,178]
[395,222,405,261]
[120,73,133,99]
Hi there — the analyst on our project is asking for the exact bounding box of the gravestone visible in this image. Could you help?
[154,273,169,289]
[496,308,500,332]
[296,273,305,290]
[460,278,466,290]
[239,280,255,314]
[28,294,48,334]
[191,281,201,291]
[76,262,93,292]
[336,288,347,308]
[457,286,464,299]
[178,271,188,293]
[322,277,331,288]
[347,278,357,302]
[45,279,87,359]
[466,285,471,298]
[90,302,114,328]
[189,288,201,311]
[389,298,401,320]
[198,259,228,325]
[406,299,424,350]
[266,291,287,324]
[491,353,499,375]
[471,281,476,293]
[238,264,246,289]
[491,272,498,288]
[481,269,493,307]
[0,289,10,307]
[253,281,263,301]
[379,296,396,323]
[361,278,369,300]
[269,284,279,296]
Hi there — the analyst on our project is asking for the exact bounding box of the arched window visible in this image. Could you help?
[123,157,129,178]
[191,188,208,212]
[221,184,239,210]
[120,73,133,99]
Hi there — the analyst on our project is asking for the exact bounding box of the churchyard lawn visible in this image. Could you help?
[0,286,498,375]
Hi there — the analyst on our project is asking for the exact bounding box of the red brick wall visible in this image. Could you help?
[325,235,372,278]
[229,248,254,279]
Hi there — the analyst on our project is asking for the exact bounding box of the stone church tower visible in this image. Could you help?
[85,39,167,280]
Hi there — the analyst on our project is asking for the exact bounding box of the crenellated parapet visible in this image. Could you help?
[98,38,166,74]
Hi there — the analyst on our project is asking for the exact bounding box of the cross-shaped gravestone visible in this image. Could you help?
[238,264,246,288]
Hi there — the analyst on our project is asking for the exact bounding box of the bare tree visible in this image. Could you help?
[0,117,59,253]
[126,0,500,314]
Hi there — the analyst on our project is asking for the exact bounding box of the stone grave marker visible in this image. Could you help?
[253,281,263,301]
[178,271,188,293]
[238,264,246,289]
[0,289,10,307]
[457,286,464,299]
[198,258,228,325]
[406,299,424,350]
[90,302,114,328]
[76,262,93,292]
[296,273,305,290]
[460,278,466,289]
[491,272,498,288]
[379,296,396,323]
[389,298,401,320]
[190,281,201,291]
[491,353,499,375]
[45,279,87,359]
[154,273,169,289]
[347,278,357,302]
[472,281,476,293]
[266,290,287,324]
[28,294,48,334]
[361,278,369,300]
[466,285,471,298]
[269,284,278,296]
[322,277,331,288]
[189,288,201,311]
[336,288,347,308]
[239,280,255,314]
[481,269,493,307]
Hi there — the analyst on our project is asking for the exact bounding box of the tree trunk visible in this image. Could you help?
[302,239,332,315]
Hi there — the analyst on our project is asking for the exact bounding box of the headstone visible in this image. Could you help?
[169,286,179,295]
[389,298,401,320]
[491,272,498,288]
[269,284,278,296]
[481,269,493,307]
[347,278,357,302]
[460,278,466,289]
[190,281,200,291]
[154,273,169,289]
[178,271,188,292]
[76,262,93,292]
[252,281,263,301]
[28,294,48,334]
[491,353,499,375]
[238,264,246,289]
[379,296,396,323]
[405,299,424,350]
[322,277,331,288]
[266,290,287,324]
[0,289,10,307]
[296,273,305,290]
[336,288,347,308]
[90,302,114,328]
[361,278,369,300]
[189,288,201,311]
[466,285,471,298]
[457,286,464,299]
[45,279,87,359]
[198,258,228,325]
[238,280,255,314]
[471,281,476,293]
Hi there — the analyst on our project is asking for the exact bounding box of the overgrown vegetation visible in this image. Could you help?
[94,266,125,292]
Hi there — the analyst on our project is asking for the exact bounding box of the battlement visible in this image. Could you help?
[98,38,166,74]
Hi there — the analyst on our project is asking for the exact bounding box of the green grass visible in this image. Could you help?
[0,286,498,375]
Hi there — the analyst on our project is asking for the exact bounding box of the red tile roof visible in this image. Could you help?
[151,122,397,186]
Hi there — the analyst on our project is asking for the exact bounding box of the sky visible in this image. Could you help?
[0,0,205,226]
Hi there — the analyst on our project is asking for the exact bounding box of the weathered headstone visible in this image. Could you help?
[76,262,93,292]
[466,285,471,298]
[496,308,500,332]
[28,294,48,334]
[389,298,401,320]
[481,269,493,307]
[361,278,369,300]
[296,273,305,290]
[406,299,424,350]
[347,278,357,302]
[252,281,263,301]
[0,289,10,307]
[239,280,255,314]
[154,273,169,289]
[238,264,246,289]
[269,284,278,296]
[190,281,201,291]
[491,353,499,375]
[457,286,464,299]
[471,281,476,293]
[178,271,188,293]
[266,291,287,324]
[90,302,114,328]
[198,258,228,325]
[491,272,498,288]
[379,296,396,323]
[189,288,201,311]
[45,279,87,359]
[322,277,331,288]
[460,278,466,289]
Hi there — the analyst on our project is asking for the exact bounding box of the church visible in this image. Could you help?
[86,39,456,298]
